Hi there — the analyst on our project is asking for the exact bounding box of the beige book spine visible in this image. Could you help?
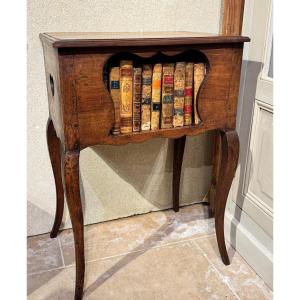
[109,67,121,135]
[193,63,206,125]
[184,63,194,126]
[141,65,152,131]
[173,62,186,127]
[151,64,162,130]
[132,68,142,132]
[120,60,133,133]
[161,63,175,129]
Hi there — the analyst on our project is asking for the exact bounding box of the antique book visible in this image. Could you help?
[161,63,175,129]
[120,60,133,133]
[109,67,121,135]
[193,63,206,125]
[151,64,162,130]
[184,63,194,126]
[132,67,142,132]
[173,62,186,127]
[141,65,152,131]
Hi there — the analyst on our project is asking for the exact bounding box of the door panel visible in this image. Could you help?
[242,101,273,217]
[226,0,273,288]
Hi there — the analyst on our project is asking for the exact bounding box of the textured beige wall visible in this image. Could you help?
[27,0,222,236]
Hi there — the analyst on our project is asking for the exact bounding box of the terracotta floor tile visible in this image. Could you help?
[59,204,215,266]
[28,240,237,300]
[27,234,63,274]
[194,236,273,300]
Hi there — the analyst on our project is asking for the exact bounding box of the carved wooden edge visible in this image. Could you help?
[209,0,245,216]
[40,33,249,48]
[196,64,210,126]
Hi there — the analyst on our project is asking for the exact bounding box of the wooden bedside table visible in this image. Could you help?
[40,4,249,299]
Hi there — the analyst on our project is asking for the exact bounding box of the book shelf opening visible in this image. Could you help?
[103,50,210,136]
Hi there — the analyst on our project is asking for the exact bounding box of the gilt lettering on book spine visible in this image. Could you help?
[161,63,175,129]
[151,64,162,130]
[120,60,133,133]
[109,67,121,135]
[173,62,186,127]
[141,65,152,131]
[133,67,142,132]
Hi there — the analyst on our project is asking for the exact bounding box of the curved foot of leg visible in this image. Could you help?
[47,118,64,238]
[214,130,239,265]
[173,136,186,212]
[64,151,85,300]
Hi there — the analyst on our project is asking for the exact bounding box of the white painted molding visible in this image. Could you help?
[225,209,273,289]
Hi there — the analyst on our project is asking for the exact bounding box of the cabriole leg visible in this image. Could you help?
[214,129,239,265]
[46,118,64,238]
[64,150,85,300]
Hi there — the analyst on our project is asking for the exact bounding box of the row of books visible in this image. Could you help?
[107,60,206,134]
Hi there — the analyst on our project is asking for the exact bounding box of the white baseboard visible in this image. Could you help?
[225,210,273,289]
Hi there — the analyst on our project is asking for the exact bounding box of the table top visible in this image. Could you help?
[40,31,250,48]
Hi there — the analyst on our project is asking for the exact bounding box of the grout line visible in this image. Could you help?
[27,233,216,276]
[57,236,65,268]
[27,265,65,276]
[192,240,241,300]
[64,233,216,267]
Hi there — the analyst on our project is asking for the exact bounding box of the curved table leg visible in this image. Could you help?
[208,130,222,218]
[173,136,186,212]
[215,129,239,265]
[46,118,64,238]
[64,151,85,300]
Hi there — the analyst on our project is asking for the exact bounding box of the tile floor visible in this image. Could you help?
[27,204,272,300]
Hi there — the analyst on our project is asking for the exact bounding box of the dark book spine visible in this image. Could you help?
[184,63,194,126]
[103,64,109,89]
[133,68,142,132]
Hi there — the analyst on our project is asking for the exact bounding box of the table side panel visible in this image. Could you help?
[41,41,64,142]
[199,44,244,129]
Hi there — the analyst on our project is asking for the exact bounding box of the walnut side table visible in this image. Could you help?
[40,31,250,300]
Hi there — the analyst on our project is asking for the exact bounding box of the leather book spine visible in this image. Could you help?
[120,60,133,133]
[141,65,152,131]
[184,63,194,126]
[193,63,206,125]
[132,67,142,132]
[109,67,121,135]
[151,64,162,130]
[173,62,186,127]
[161,63,175,129]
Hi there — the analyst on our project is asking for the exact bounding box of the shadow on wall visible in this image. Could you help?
[229,60,263,249]
[84,133,213,210]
